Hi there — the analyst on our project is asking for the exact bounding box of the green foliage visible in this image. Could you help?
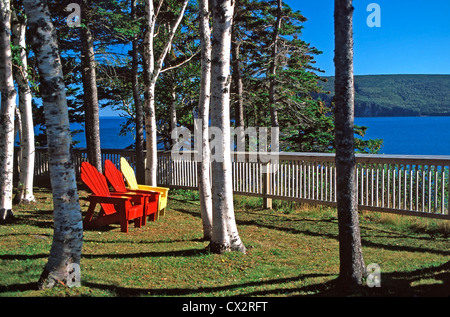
[18,0,384,153]
[230,0,335,152]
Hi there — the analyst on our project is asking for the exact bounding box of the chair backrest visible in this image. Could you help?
[120,157,139,190]
[104,160,127,192]
[80,162,116,215]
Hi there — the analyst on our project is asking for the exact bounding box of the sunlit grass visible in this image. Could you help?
[0,188,448,297]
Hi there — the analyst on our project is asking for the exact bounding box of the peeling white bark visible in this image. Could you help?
[209,0,245,254]
[143,0,189,186]
[23,0,83,289]
[11,9,35,204]
[197,0,213,240]
[0,0,17,220]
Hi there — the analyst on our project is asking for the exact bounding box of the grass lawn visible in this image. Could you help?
[0,187,449,298]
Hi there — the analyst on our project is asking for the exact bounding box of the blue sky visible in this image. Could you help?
[285,0,450,76]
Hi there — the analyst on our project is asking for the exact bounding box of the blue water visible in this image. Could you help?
[69,116,450,156]
[71,116,136,149]
[355,116,450,156]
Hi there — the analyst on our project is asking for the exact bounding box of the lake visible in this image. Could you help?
[355,116,450,156]
[71,116,450,156]
[71,117,135,149]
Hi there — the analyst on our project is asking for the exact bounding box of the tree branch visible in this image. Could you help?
[151,0,189,84]
[160,48,201,74]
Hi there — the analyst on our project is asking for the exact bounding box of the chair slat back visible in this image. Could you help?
[120,157,139,190]
[105,160,127,192]
[81,162,116,215]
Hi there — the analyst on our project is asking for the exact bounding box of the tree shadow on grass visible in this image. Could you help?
[81,247,209,260]
[1,260,447,297]
[81,261,449,297]
[174,206,450,257]
[2,208,54,228]
[82,273,333,297]
[0,282,39,294]
[295,260,450,297]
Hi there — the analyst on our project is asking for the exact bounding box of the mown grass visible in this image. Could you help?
[0,187,449,297]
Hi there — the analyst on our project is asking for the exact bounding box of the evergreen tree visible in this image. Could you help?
[231,0,331,152]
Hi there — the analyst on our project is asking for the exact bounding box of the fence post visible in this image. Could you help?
[263,161,272,209]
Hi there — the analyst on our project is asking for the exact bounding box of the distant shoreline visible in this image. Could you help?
[316,74,450,117]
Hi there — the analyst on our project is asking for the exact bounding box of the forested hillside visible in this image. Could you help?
[316,74,450,117]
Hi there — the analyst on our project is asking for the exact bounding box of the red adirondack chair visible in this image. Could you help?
[104,160,159,225]
[80,161,145,233]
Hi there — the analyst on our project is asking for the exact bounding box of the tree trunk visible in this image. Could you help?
[169,77,177,146]
[23,0,83,289]
[143,0,188,186]
[0,0,17,222]
[131,0,145,184]
[268,0,282,128]
[11,9,35,205]
[333,0,365,287]
[81,0,101,173]
[209,0,245,254]
[197,0,213,241]
[231,26,244,131]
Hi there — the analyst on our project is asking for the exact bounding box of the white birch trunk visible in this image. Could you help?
[0,0,17,221]
[23,0,83,289]
[143,0,156,185]
[209,0,245,254]
[143,0,188,186]
[197,0,213,240]
[11,10,35,204]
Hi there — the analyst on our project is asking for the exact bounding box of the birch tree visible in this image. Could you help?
[23,0,83,289]
[0,0,17,222]
[143,0,189,186]
[11,5,35,204]
[197,0,213,240]
[334,0,366,287]
[209,0,245,254]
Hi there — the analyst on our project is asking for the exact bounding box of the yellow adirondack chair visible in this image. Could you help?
[120,157,169,216]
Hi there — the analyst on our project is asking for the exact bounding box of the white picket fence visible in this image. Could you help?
[32,148,450,220]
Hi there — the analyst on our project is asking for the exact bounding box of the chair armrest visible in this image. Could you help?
[110,192,144,197]
[110,192,149,204]
[87,195,132,204]
[137,185,169,196]
[125,189,160,197]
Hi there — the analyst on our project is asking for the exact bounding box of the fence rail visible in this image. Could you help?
[32,147,450,220]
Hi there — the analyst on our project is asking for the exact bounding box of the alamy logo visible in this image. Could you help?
[171,121,280,173]
[66,3,81,27]
[366,263,381,287]
[67,262,81,287]
[367,3,381,28]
